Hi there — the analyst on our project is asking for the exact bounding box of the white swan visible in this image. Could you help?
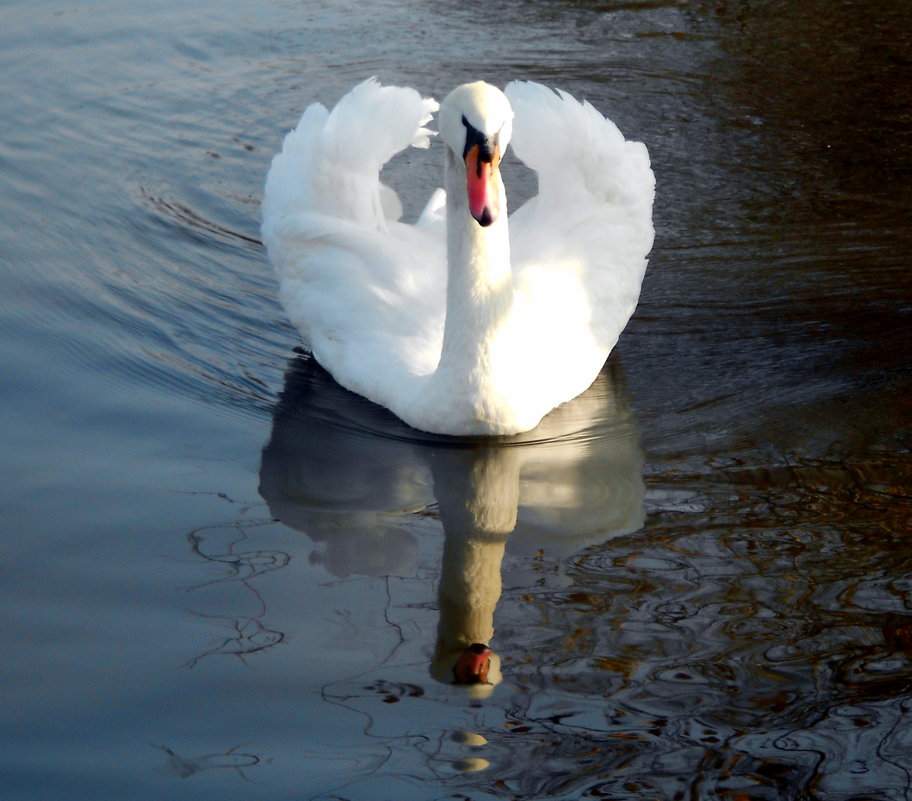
[262,79,654,435]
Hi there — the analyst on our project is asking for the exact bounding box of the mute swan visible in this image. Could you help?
[262,79,654,435]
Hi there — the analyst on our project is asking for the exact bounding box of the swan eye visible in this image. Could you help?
[461,115,498,163]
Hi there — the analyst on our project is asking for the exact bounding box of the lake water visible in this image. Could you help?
[1,1,910,799]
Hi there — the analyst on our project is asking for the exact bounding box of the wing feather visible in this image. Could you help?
[261,79,445,381]
[504,81,655,351]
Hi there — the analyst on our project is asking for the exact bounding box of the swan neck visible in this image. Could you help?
[439,150,512,362]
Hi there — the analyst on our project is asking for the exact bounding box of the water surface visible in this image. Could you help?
[1,1,910,799]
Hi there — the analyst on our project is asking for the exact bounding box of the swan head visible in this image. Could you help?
[431,641,503,698]
[438,82,514,227]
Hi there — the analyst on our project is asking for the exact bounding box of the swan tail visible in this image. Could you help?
[504,81,654,243]
[262,79,438,231]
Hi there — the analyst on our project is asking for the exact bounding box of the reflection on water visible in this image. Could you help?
[260,354,644,698]
[506,456,912,798]
[252,357,912,798]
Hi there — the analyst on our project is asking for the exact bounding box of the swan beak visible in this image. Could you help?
[453,643,493,685]
[465,142,501,228]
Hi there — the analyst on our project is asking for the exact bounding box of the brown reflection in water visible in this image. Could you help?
[477,451,912,799]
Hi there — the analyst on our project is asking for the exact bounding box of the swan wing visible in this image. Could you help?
[504,81,655,354]
[261,80,446,395]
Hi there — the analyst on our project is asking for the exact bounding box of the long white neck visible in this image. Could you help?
[436,149,512,379]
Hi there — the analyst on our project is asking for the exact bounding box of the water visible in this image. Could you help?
[1,0,910,799]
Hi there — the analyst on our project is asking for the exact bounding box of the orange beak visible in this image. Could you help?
[465,143,501,227]
[453,643,492,685]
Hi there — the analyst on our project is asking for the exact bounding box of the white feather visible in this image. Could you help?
[262,79,654,435]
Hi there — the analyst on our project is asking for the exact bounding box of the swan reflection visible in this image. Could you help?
[259,353,644,692]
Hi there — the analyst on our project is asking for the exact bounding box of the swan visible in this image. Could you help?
[262,79,654,435]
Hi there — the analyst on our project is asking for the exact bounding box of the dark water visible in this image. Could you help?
[1,1,910,799]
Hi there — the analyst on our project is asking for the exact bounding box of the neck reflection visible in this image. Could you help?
[259,354,645,696]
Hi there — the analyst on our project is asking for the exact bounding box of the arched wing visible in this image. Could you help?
[261,80,446,385]
[263,78,438,229]
[504,81,655,352]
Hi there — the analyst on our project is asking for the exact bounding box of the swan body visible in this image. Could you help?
[262,79,654,435]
